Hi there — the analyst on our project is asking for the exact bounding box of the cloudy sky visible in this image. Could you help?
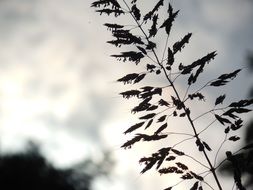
[0,0,252,190]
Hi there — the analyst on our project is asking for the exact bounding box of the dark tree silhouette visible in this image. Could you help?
[0,143,112,190]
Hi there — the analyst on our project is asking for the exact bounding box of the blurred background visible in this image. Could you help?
[0,0,252,189]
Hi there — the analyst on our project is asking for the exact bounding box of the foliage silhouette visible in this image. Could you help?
[219,52,253,189]
[91,1,253,189]
[0,143,112,190]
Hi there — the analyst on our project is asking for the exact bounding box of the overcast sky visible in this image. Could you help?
[0,0,252,190]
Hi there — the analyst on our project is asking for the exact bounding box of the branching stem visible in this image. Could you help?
[121,1,223,189]
[120,1,224,189]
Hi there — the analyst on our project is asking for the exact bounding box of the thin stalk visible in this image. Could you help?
[214,134,227,167]
[193,106,228,121]
[184,154,209,169]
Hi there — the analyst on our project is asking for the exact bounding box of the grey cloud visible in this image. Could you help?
[0,1,253,189]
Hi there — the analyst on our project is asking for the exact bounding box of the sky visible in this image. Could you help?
[0,0,252,190]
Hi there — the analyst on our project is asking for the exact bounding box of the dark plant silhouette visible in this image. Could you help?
[91,1,253,189]
[219,53,253,189]
[0,142,112,190]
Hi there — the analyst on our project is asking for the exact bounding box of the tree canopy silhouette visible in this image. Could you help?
[0,143,112,190]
